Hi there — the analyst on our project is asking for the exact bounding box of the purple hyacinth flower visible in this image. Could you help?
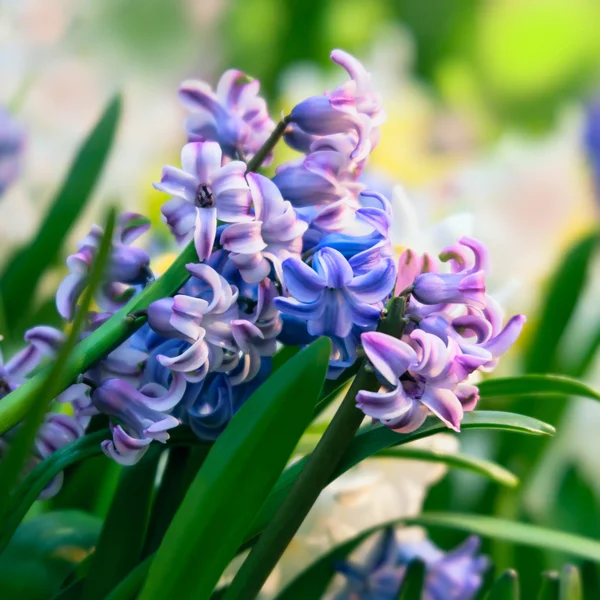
[398,536,489,600]
[289,50,384,161]
[413,270,486,308]
[357,330,472,433]
[0,106,25,197]
[155,141,252,260]
[56,213,151,320]
[148,263,240,382]
[92,373,185,465]
[221,173,308,283]
[180,70,275,161]
[335,529,488,600]
[274,247,395,339]
[0,326,64,396]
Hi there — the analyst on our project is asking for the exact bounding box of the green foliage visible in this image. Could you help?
[0,96,122,339]
[0,511,100,599]
[0,208,117,525]
[139,337,331,599]
[82,448,160,600]
[396,559,426,599]
[486,569,520,600]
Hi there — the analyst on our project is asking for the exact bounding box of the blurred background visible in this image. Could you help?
[1,0,600,596]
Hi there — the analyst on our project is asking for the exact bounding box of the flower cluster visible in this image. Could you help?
[0,327,89,497]
[356,240,526,433]
[0,49,524,473]
[333,529,488,600]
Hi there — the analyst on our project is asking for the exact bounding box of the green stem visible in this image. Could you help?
[0,116,295,437]
[223,298,405,600]
[245,116,290,173]
[0,242,198,436]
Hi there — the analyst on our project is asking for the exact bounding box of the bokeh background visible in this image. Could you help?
[1,0,600,597]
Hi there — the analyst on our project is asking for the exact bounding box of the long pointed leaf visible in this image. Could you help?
[0,96,122,333]
[82,448,160,600]
[486,569,520,600]
[0,208,116,526]
[478,375,600,402]
[139,337,331,599]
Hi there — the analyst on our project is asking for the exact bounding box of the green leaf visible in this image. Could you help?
[397,559,426,599]
[0,208,117,525]
[272,345,300,371]
[0,511,100,600]
[139,337,331,599]
[478,375,600,402]
[105,557,152,600]
[486,569,520,600]
[525,231,598,373]
[245,411,553,546]
[376,448,519,487]
[407,513,600,562]
[0,430,108,551]
[82,448,160,600]
[538,571,560,600]
[0,95,122,332]
[559,564,582,600]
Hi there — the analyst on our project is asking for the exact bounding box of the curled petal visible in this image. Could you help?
[361,332,418,386]
[313,247,353,288]
[455,383,480,412]
[356,386,412,421]
[56,272,87,320]
[419,387,463,432]
[118,213,151,245]
[161,196,197,240]
[347,258,396,304]
[4,344,41,379]
[384,402,428,433]
[102,425,151,466]
[484,314,526,358]
[273,297,325,321]
[154,165,198,202]
[229,252,271,284]
[410,329,450,379]
[220,221,267,254]
[281,256,325,302]
[395,249,422,295]
[138,371,187,412]
[157,335,209,374]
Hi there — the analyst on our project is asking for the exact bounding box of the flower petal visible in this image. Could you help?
[419,386,463,432]
[194,207,217,261]
[281,256,325,302]
[361,331,418,386]
[220,221,267,254]
[313,247,353,288]
[154,165,198,202]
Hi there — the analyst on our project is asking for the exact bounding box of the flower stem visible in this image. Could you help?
[0,119,292,436]
[245,115,291,173]
[223,297,406,600]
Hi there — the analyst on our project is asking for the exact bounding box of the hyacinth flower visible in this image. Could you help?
[180,69,275,161]
[357,331,472,433]
[0,326,65,396]
[334,529,488,600]
[221,173,308,283]
[274,246,396,339]
[0,106,25,197]
[91,372,186,465]
[56,213,152,320]
[288,49,385,161]
[155,141,252,260]
[148,263,240,382]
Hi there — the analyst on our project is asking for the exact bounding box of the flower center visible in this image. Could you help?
[195,184,215,208]
[400,372,426,400]
[0,378,11,398]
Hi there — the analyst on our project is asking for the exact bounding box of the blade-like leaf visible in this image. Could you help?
[139,337,331,599]
[397,559,426,599]
[105,557,152,600]
[478,375,600,402]
[0,511,100,599]
[538,571,560,600]
[245,410,553,547]
[0,95,122,332]
[82,448,160,600]
[559,564,582,600]
[407,513,600,562]
[0,208,116,525]
[525,232,598,373]
[486,569,520,600]
[376,448,518,487]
